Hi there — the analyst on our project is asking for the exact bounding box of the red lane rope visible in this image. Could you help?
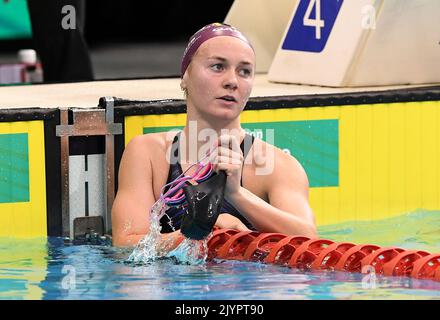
[289,239,334,269]
[382,250,430,277]
[216,231,259,260]
[360,247,405,274]
[435,266,440,281]
[264,235,310,265]
[411,254,440,280]
[243,233,287,262]
[334,244,381,272]
[311,242,356,270]
[207,229,440,282]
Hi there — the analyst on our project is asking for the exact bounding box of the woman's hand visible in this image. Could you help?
[215,213,250,231]
[210,134,244,198]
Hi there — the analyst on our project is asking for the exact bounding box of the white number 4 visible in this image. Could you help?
[303,0,325,40]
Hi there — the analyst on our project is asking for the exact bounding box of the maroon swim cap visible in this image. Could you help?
[180,23,253,77]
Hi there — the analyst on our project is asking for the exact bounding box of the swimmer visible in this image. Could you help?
[112,23,317,248]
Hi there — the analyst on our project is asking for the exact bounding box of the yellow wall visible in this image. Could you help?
[125,101,440,226]
[0,238,47,299]
[0,121,47,237]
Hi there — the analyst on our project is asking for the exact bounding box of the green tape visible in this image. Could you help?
[242,120,339,187]
[143,125,183,135]
[0,133,30,203]
[142,119,339,187]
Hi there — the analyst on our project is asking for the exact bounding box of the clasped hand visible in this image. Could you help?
[209,134,244,198]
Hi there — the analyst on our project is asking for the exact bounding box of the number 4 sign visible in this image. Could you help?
[282,0,344,53]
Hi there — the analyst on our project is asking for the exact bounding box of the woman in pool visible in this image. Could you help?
[112,23,317,247]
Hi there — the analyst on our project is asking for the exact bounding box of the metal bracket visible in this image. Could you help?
[73,216,104,238]
[55,109,122,137]
[55,97,122,239]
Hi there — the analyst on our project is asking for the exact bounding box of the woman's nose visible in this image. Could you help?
[222,69,238,90]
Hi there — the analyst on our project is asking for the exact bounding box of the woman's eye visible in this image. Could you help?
[239,68,252,77]
[211,64,224,71]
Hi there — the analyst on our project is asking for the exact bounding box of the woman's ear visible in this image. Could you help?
[180,72,188,90]
[180,73,189,98]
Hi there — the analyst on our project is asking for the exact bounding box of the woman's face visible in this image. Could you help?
[182,36,255,122]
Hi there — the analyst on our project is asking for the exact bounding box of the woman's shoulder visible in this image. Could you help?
[248,137,283,161]
[122,132,175,164]
[126,132,171,150]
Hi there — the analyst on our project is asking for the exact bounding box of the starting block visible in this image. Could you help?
[224,0,298,73]
[268,0,440,86]
[226,0,440,87]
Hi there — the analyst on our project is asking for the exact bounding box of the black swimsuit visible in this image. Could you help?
[160,131,256,233]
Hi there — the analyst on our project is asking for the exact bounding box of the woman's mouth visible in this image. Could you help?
[217,95,237,104]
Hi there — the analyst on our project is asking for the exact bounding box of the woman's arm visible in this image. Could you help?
[111,135,184,248]
[228,148,317,238]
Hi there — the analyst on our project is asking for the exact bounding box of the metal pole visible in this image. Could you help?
[104,97,115,235]
[58,108,70,238]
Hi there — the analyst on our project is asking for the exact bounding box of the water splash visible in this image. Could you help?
[127,199,209,265]
[166,238,208,265]
[127,200,171,264]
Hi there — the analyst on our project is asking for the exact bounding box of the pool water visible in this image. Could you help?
[0,210,439,300]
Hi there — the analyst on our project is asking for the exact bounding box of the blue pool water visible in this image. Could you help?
[0,211,439,300]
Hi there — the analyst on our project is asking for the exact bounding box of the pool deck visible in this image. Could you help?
[0,74,436,109]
